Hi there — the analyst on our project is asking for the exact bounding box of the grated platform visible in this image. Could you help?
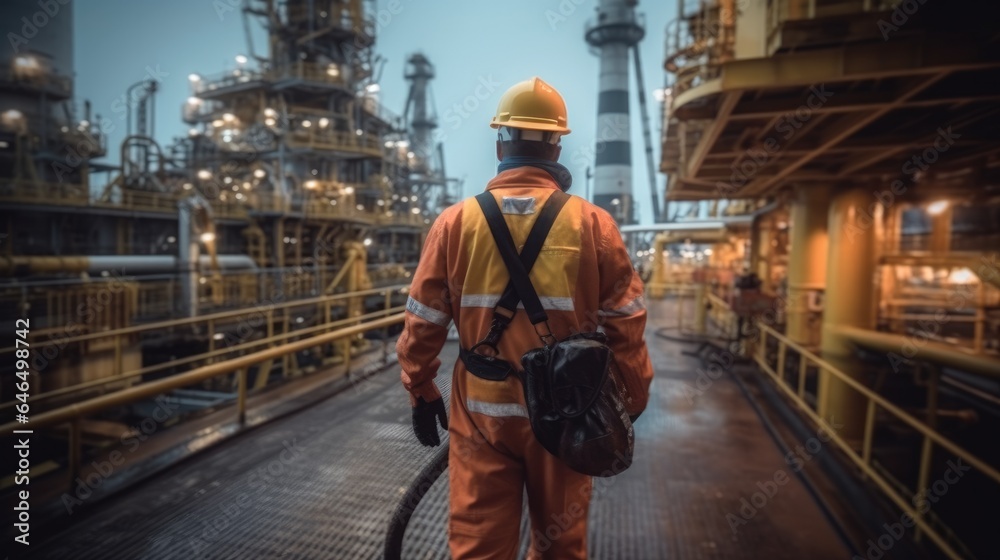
[23,300,850,559]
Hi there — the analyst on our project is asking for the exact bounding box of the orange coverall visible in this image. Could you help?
[396,166,653,559]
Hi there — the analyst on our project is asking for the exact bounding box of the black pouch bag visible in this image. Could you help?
[521,332,634,477]
[470,191,634,477]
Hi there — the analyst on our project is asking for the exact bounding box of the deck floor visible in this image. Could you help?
[23,299,849,559]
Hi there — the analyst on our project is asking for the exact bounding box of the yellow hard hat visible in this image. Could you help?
[490,77,571,135]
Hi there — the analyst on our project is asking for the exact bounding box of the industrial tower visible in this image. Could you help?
[585,0,646,225]
[402,53,454,213]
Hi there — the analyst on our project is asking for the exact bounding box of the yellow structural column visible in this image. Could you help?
[787,185,830,347]
[820,186,877,441]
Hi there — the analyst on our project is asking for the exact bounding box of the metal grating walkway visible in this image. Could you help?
[24,300,850,559]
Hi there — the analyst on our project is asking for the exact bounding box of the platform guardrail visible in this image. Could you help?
[0,285,408,410]
[753,320,998,560]
[0,312,405,494]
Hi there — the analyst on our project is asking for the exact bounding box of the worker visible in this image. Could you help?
[396,77,653,559]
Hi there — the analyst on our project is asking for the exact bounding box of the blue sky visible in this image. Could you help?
[74,0,674,224]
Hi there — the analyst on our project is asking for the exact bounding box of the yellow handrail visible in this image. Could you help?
[0,312,404,493]
[753,320,997,560]
[0,285,406,355]
[2,312,401,434]
[0,305,404,413]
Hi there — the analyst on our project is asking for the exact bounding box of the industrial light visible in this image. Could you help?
[927,200,950,216]
[200,232,216,243]
[167,236,176,243]
[948,268,975,284]
[363,238,373,246]
[319,117,329,128]
[366,83,381,93]
[305,180,318,189]
[384,141,394,148]
[355,129,363,136]
[411,207,421,214]
[326,64,340,77]
[264,108,277,117]
[183,182,193,190]
[14,55,39,69]
[223,176,232,184]
[401,196,409,202]
[377,200,385,206]
[235,54,248,65]
[223,113,235,122]
[344,186,355,195]
[301,120,312,128]
[407,151,415,158]
[187,96,201,106]
[212,119,224,128]
[188,73,201,82]
[411,194,418,201]
[2,109,24,125]
[611,198,620,206]
[254,169,266,178]
[356,204,365,211]
[197,169,212,180]
[264,117,276,127]
[704,248,713,256]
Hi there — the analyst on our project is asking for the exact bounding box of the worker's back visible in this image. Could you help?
[396,76,652,560]
[412,165,651,416]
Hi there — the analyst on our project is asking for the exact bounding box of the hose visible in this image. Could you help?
[383,442,450,560]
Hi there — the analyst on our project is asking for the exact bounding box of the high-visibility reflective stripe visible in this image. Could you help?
[466,399,528,418]
[405,296,451,326]
[603,295,645,317]
[501,196,536,215]
[461,294,575,311]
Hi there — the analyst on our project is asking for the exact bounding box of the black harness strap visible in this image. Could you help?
[461,190,569,380]
[475,190,568,326]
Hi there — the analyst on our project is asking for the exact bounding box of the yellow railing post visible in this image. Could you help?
[114,335,122,377]
[862,399,877,469]
[914,436,934,542]
[68,421,81,482]
[797,355,808,399]
[694,283,707,335]
[236,368,247,425]
[777,343,787,383]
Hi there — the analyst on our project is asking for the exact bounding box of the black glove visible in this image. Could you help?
[412,397,448,447]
